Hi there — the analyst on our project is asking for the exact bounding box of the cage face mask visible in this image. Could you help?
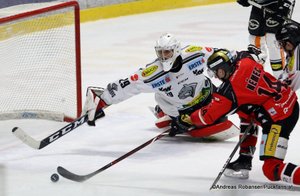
[155,33,181,72]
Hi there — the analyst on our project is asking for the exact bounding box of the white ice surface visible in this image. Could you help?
[1,2,300,196]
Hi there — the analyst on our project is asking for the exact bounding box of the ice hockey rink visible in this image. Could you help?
[1,1,300,196]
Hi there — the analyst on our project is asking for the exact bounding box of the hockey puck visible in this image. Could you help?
[12,127,18,133]
[50,173,59,182]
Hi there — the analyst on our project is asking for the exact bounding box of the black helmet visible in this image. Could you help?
[276,22,300,47]
[207,49,236,79]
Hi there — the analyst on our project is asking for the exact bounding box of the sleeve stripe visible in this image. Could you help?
[198,111,207,125]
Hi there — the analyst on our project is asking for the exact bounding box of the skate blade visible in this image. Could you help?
[224,169,249,179]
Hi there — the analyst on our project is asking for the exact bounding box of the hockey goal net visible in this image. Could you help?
[0,1,82,122]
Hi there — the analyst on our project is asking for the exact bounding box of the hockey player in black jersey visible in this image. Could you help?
[237,0,295,78]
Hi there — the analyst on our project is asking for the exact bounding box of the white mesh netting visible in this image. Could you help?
[0,1,81,121]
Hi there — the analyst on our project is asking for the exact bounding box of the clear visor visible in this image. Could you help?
[155,48,174,61]
[207,69,217,78]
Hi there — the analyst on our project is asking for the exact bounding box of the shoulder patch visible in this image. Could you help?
[130,74,139,81]
[205,47,213,52]
[142,65,158,77]
[185,46,202,53]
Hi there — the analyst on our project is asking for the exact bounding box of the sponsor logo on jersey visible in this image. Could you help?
[185,46,202,53]
[205,47,212,52]
[268,107,277,116]
[142,65,158,77]
[159,85,173,97]
[266,17,279,28]
[178,77,188,85]
[193,69,204,76]
[175,73,184,79]
[178,83,197,99]
[130,74,139,81]
[151,75,171,88]
[188,60,203,70]
[249,19,260,30]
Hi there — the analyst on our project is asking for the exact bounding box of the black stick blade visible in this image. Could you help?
[57,129,170,182]
[57,166,91,182]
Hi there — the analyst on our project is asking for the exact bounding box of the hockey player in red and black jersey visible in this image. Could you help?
[190,49,300,185]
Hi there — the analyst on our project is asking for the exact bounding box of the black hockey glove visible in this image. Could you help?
[237,0,250,7]
[169,115,192,137]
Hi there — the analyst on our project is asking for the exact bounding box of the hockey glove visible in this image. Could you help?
[237,0,250,7]
[82,87,108,126]
[247,44,267,64]
[169,114,192,137]
[279,70,295,88]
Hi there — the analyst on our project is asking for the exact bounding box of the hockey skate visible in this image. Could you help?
[224,155,252,179]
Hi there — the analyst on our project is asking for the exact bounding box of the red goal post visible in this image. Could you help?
[0,1,82,122]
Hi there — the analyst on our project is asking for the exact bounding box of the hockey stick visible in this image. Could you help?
[12,109,105,149]
[248,0,300,25]
[57,128,170,182]
[209,123,253,190]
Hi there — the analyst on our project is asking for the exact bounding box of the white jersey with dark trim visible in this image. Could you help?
[283,45,300,91]
[100,45,215,117]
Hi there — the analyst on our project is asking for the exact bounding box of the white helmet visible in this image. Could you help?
[155,33,181,72]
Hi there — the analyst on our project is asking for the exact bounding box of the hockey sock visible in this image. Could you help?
[263,158,300,185]
[239,124,257,156]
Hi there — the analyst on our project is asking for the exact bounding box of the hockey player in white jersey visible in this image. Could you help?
[83,33,238,139]
[276,22,300,91]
